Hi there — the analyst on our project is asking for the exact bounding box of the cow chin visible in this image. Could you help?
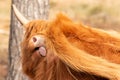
[21,40,42,79]
[22,56,40,79]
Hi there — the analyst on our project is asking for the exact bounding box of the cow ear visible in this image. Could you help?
[55,13,72,23]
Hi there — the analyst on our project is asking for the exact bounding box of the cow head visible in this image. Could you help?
[13,5,49,78]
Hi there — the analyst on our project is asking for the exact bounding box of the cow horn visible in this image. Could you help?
[12,4,29,25]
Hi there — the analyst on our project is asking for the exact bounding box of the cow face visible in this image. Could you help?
[20,20,49,78]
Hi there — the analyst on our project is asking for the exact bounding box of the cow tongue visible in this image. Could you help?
[39,46,46,57]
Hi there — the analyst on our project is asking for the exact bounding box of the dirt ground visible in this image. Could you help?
[1,0,120,80]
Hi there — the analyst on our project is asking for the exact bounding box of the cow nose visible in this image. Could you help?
[33,36,37,42]
[31,36,45,46]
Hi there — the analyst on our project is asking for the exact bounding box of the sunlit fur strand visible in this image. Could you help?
[45,14,120,80]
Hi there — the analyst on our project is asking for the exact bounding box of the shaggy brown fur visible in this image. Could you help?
[21,14,120,80]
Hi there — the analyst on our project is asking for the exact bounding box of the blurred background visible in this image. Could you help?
[0,0,120,80]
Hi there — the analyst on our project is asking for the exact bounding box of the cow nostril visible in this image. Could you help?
[33,37,37,42]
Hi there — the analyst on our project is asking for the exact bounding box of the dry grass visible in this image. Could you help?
[1,0,120,80]
[50,0,120,31]
[0,0,10,80]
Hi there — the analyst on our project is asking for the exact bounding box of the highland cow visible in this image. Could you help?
[13,5,120,80]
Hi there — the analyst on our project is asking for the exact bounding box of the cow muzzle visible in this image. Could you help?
[31,35,47,57]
